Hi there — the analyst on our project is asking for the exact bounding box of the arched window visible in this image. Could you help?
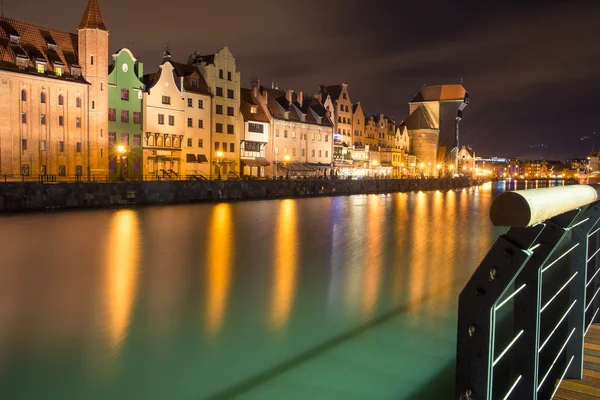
[58,95,64,105]
[40,92,46,103]
[147,134,155,146]
[156,135,163,147]
[164,135,171,147]
[21,89,27,101]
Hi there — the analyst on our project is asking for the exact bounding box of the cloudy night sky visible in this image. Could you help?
[5,0,599,160]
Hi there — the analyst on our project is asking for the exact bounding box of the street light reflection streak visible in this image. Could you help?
[206,203,233,337]
[271,199,298,331]
[362,195,382,316]
[105,209,140,357]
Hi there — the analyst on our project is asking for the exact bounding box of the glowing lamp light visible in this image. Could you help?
[117,145,126,154]
[436,164,442,169]
[284,155,290,162]
[419,163,425,168]
[217,151,223,158]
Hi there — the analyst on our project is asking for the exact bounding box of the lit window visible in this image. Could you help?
[37,63,45,74]
[55,66,63,76]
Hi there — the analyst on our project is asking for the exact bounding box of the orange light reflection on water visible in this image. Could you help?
[362,195,383,317]
[270,200,298,331]
[105,210,140,356]
[206,203,233,337]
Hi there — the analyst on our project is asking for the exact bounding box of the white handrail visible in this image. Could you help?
[490,184,600,227]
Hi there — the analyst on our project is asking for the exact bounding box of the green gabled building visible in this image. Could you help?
[107,48,144,179]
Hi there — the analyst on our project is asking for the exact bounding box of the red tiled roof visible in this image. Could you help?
[0,16,86,82]
[78,0,107,31]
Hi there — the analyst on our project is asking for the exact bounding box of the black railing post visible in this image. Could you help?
[455,226,543,400]
[567,203,600,379]
[510,210,579,399]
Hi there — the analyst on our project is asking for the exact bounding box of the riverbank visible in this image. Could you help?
[0,177,485,213]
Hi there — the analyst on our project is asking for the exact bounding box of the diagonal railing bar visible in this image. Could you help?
[502,375,522,400]
[539,300,577,352]
[537,327,576,391]
[585,307,600,336]
[540,272,578,313]
[541,243,579,273]
[552,355,575,399]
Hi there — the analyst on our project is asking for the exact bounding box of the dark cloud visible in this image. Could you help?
[6,0,599,159]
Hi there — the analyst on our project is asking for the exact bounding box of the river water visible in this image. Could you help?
[0,182,546,399]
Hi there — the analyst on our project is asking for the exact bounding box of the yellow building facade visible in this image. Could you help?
[189,47,242,178]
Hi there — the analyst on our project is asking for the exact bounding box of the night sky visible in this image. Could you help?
[6,0,600,160]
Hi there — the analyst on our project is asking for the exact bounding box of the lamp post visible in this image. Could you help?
[449,164,454,178]
[419,162,425,179]
[216,151,223,180]
[436,163,442,179]
[284,154,290,180]
[117,145,127,181]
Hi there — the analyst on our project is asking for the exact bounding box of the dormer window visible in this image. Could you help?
[37,63,45,74]
[250,105,257,114]
[191,78,198,87]
[16,57,28,70]
[9,34,20,45]
[55,66,63,77]
[72,66,81,78]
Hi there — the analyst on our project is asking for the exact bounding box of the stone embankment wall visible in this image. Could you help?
[0,178,484,213]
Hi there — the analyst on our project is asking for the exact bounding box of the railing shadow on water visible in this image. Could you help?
[456,184,600,400]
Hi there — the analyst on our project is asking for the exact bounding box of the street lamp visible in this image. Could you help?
[284,154,290,180]
[117,145,127,180]
[436,163,442,179]
[216,151,223,180]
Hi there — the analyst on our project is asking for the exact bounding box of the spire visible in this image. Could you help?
[78,0,107,30]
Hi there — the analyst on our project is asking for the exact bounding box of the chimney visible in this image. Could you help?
[285,89,294,103]
[261,89,268,103]
[298,91,303,104]
[271,80,275,89]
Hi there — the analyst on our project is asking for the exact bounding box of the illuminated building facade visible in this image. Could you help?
[405,104,439,176]
[189,47,242,177]
[107,48,144,179]
[240,84,271,178]
[142,53,185,178]
[0,0,108,179]
[262,87,334,177]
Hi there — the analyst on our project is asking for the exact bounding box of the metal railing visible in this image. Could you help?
[456,184,600,399]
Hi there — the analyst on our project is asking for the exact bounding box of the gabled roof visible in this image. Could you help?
[411,84,467,102]
[78,0,107,31]
[240,88,270,123]
[0,16,86,82]
[170,61,211,96]
[404,105,438,130]
[262,87,332,127]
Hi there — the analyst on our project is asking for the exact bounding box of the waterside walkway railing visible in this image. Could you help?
[456,184,600,399]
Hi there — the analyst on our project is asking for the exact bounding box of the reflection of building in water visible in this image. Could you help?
[206,203,233,337]
[271,199,298,331]
[362,195,383,317]
[105,210,140,356]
